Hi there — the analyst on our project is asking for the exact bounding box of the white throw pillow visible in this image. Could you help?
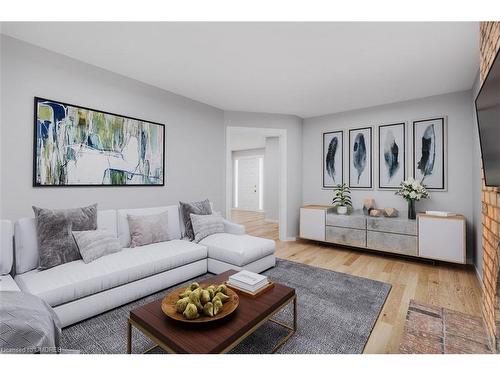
[190,213,224,243]
[72,230,122,263]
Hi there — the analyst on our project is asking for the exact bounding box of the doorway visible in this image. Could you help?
[225,127,287,241]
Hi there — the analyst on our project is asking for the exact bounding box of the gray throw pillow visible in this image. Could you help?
[190,213,224,243]
[73,230,122,263]
[179,199,212,240]
[33,203,98,270]
[127,211,170,248]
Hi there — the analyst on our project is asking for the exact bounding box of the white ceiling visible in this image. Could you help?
[1,22,479,118]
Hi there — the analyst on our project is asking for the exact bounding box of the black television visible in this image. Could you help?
[476,47,500,187]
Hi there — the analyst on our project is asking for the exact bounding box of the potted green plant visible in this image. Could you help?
[332,183,352,215]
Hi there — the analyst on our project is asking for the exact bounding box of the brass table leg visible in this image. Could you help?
[127,319,132,354]
[270,295,297,353]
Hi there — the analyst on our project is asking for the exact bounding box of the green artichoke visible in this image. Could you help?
[179,288,192,299]
[190,282,200,291]
[215,292,230,303]
[200,289,211,305]
[213,299,223,316]
[189,290,203,312]
[216,284,228,294]
[175,297,190,313]
[212,295,222,305]
[203,302,214,317]
[183,303,199,320]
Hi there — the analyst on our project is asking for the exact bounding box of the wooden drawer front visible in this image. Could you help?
[367,231,417,256]
[300,208,325,241]
[326,226,366,247]
[366,218,417,235]
[326,213,366,230]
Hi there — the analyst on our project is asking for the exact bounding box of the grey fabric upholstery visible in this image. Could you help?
[179,199,212,240]
[33,204,97,270]
[127,211,170,247]
[73,230,122,263]
[190,213,224,243]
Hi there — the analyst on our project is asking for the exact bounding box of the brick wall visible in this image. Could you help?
[479,21,500,352]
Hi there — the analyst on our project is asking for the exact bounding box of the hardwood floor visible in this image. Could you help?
[230,209,483,354]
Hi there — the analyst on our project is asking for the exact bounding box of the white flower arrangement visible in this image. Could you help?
[395,178,430,201]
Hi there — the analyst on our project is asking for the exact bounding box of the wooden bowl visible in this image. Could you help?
[161,285,239,323]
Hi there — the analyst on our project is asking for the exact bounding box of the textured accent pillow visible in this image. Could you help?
[127,211,170,248]
[73,230,122,263]
[33,203,98,270]
[190,213,224,243]
[179,199,212,240]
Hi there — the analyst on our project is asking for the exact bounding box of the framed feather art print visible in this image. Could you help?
[323,130,344,188]
[349,127,372,189]
[412,117,446,190]
[378,122,406,189]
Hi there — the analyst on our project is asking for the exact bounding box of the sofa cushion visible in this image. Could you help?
[117,206,181,248]
[179,200,212,240]
[72,230,122,263]
[0,275,20,292]
[190,213,224,243]
[15,239,207,307]
[200,233,275,267]
[1,220,13,275]
[14,210,117,274]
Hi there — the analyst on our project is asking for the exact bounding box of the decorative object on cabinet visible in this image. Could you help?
[323,131,344,188]
[33,97,165,187]
[396,178,429,220]
[300,207,466,264]
[412,117,446,190]
[363,197,376,215]
[417,213,466,263]
[349,127,373,189]
[332,183,352,215]
[383,208,399,218]
[378,122,406,189]
[369,209,383,217]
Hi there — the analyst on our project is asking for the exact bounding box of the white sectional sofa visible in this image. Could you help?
[0,220,20,292]
[11,205,276,327]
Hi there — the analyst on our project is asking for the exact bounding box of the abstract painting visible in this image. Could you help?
[33,97,165,186]
[349,127,372,189]
[323,130,343,188]
[378,122,405,189]
[413,117,446,190]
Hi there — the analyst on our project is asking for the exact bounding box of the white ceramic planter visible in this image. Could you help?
[337,206,348,215]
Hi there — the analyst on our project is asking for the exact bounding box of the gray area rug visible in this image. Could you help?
[61,259,391,354]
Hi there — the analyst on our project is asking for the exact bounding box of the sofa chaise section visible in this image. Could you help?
[0,220,20,292]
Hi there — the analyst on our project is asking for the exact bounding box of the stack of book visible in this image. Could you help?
[227,270,270,295]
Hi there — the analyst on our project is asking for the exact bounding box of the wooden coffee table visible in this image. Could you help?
[127,270,297,354]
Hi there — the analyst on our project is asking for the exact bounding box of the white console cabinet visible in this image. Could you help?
[299,206,467,264]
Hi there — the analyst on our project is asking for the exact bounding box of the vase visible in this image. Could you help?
[337,205,348,215]
[408,200,416,220]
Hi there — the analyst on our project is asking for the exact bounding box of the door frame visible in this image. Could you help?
[225,127,288,241]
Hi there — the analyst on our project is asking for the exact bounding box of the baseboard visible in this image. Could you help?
[281,237,296,242]
[474,263,483,284]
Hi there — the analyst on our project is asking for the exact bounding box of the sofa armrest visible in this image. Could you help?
[222,219,245,235]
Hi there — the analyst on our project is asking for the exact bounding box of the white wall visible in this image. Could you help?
[302,90,477,260]
[264,137,280,221]
[224,111,302,239]
[0,36,226,220]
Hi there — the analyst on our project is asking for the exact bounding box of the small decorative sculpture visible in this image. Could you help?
[383,208,399,218]
[363,197,376,215]
[369,209,383,217]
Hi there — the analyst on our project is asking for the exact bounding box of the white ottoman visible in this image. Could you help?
[201,233,276,274]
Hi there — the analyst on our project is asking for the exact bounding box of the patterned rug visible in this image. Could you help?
[61,259,391,354]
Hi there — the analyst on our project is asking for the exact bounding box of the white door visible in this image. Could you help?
[236,157,261,211]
